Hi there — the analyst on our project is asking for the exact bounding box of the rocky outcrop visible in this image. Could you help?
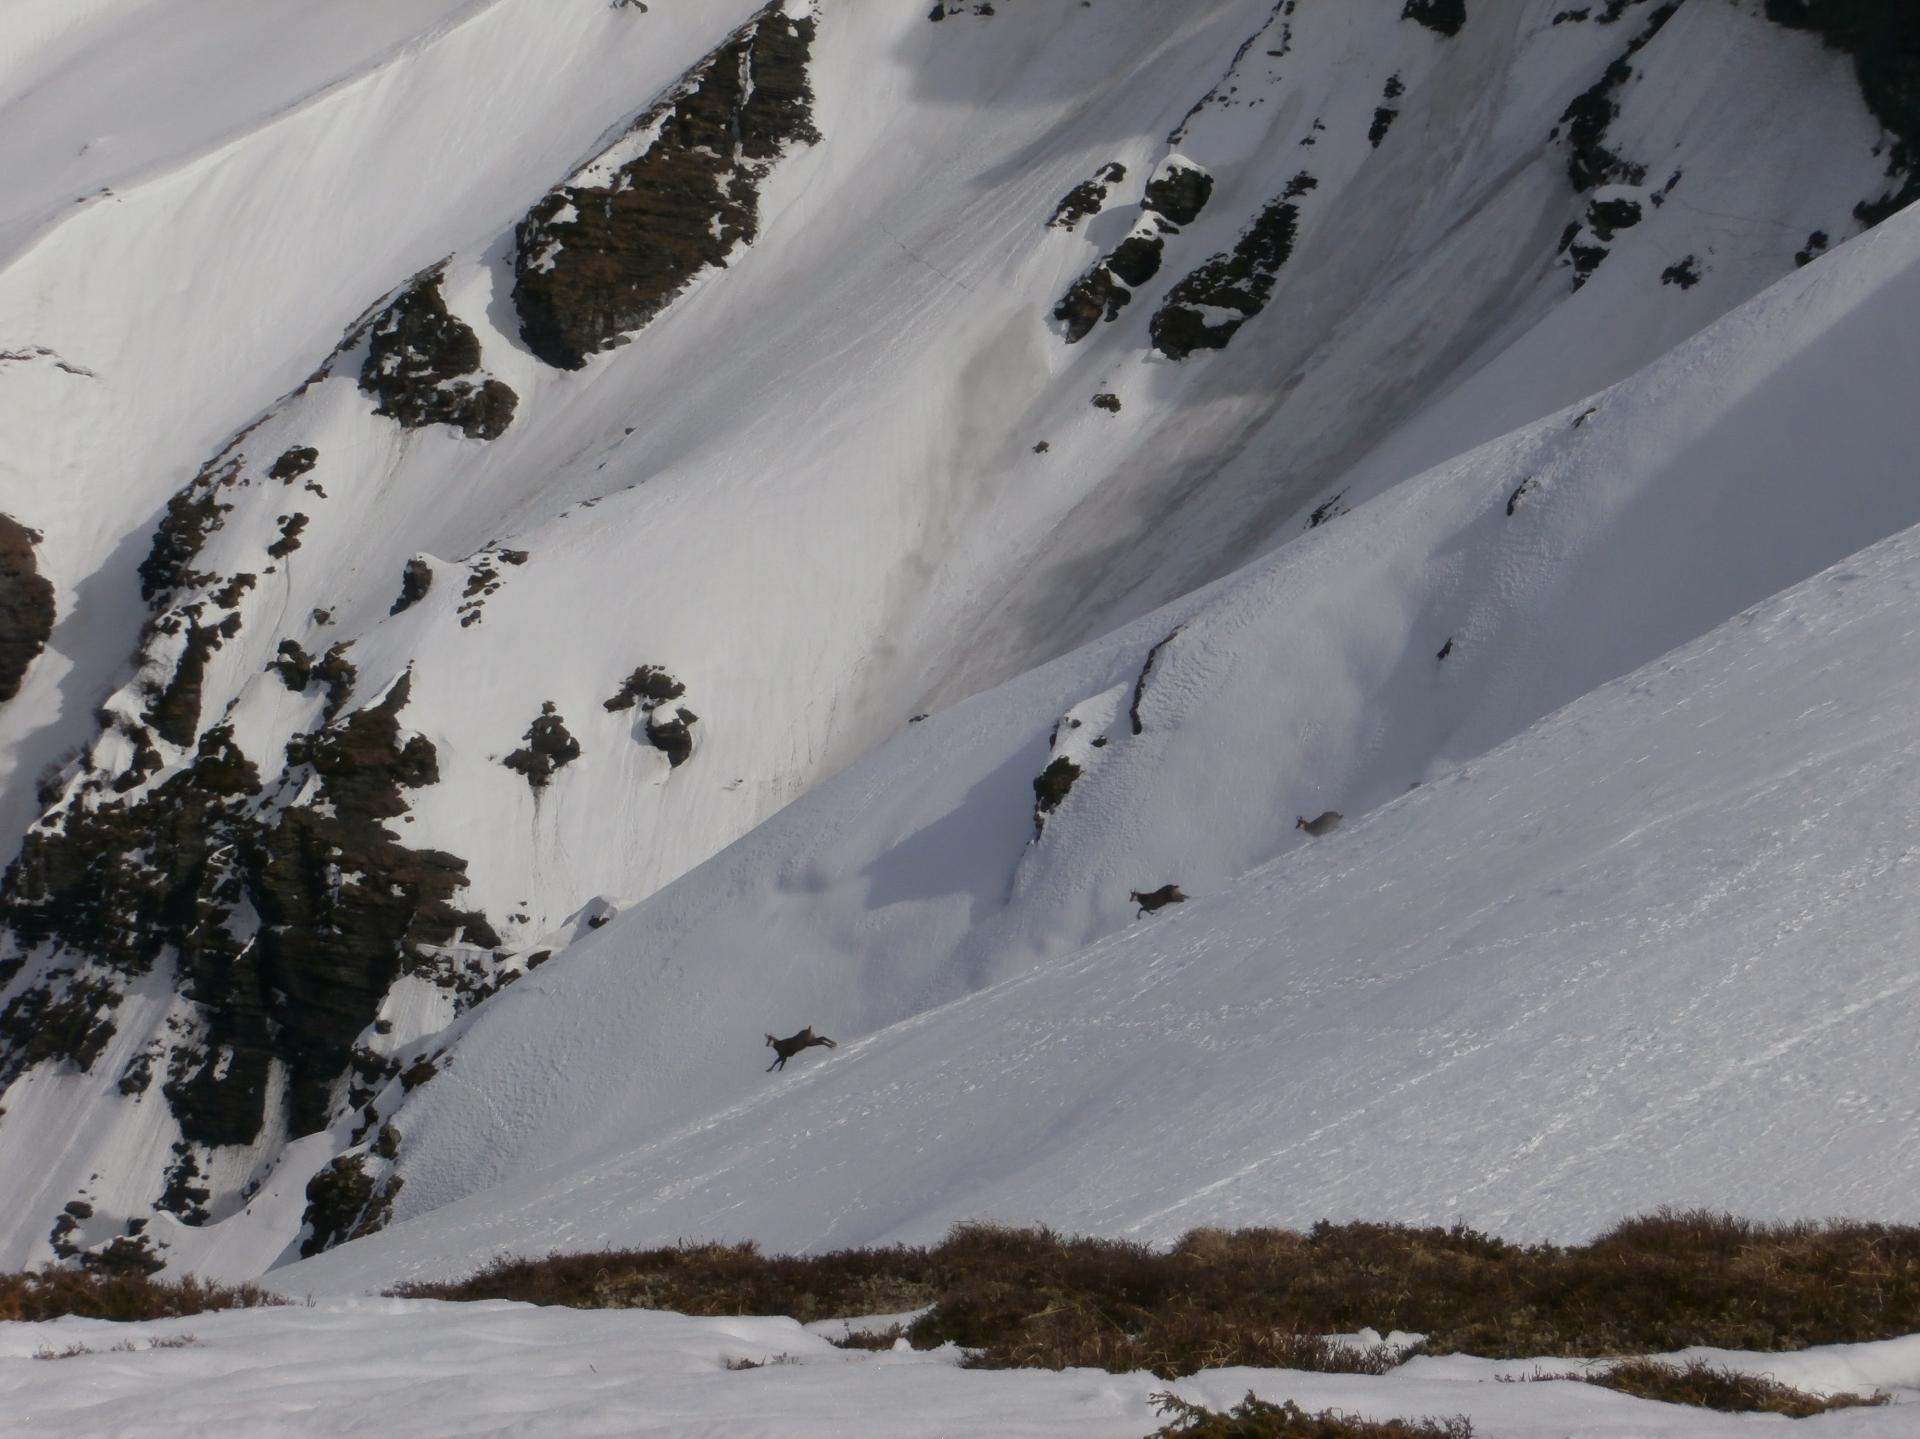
[503,703,582,790]
[1031,756,1081,840]
[138,456,239,603]
[1048,162,1126,231]
[512,1,821,370]
[359,267,518,440]
[1554,4,1682,192]
[604,665,699,767]
[1150,195,1304,359]
[0,515,55,703]
[1,664,496,1149]
[1403,0,1466,36]
[390,558,433,616]
[1142,159,1214,227]
[300,1152,402,1257]
[1054,157,1211,343]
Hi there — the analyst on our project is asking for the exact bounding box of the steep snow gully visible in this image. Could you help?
[0,0,1916,1281]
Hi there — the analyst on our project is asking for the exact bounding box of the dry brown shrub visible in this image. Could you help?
[1579,1358,1889,1416]
[1146,1391,1472,1439]
[391,1211,1920,1378]
[0,1270,278,1323]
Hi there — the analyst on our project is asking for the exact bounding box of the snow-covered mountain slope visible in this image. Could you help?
[1,0,1916,1277]
[287,433,1920,1291]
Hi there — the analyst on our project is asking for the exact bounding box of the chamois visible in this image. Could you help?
[1130,883,1186,918]
[1296,810,1343,837]
[765,1026,837,1072]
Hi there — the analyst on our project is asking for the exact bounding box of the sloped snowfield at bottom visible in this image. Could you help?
[1,1299,1915,1439]
[282,511,1920,1293]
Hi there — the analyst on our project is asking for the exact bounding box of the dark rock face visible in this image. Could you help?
[1586,195,1643,240]
[512,1,821,370]
[390,558,433,616]
[645,707,700,767]
[1143,163,1214,227]
[359,267,518,440]
[605,665,700,767]
[1048,162,1127,231]
[300,1153,402,1257]
[1765,0,1920,222]
[1054,158,1214,344]
[1150,198,1302,359]
[1055,241,1162,341]
[139,456,239,602]
[1403,0,1467,36]
[2,667,495,1149]
[503,703,582,790]
[0,514,55,703]
[1031,755,1082,840]
[1131,629,1181,735]
[1556,4,1681,191]
[267,447,319,484]
[1370,74,1406,148]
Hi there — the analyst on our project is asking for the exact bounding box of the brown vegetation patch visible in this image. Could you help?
[0,1269,279,1323]
[1569,1357,1889,1416]
[395,1214,1920,1379]
[1147,1392,1470,1439]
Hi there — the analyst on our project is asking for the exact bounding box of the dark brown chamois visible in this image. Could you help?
[1130,883,1187,918]
[1296,810,1343,837]
[766,1026,837,1072]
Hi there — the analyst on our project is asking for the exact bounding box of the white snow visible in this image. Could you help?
[281,501,1920,1289]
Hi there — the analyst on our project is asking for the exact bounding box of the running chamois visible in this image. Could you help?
[765,1025,837,1072]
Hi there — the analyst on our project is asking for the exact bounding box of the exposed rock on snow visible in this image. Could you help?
[502,703,582,791]
[1403,0,1467,39]
[389,559,434,617]
[1047,161,1127,232]
[358,267,517,441]
[1150,194,1303,358]
[604,666,698,767]
[0,516,54,705]
[512,0,822,369]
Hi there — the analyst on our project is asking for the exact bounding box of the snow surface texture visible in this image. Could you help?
[0,0,1917,1276]
[2,1302,1916,1439]
[289,473,1920,1288]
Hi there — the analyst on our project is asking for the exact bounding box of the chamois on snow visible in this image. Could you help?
[1296,810,1343,837]
[1130,883,1187,917]
[766,1026,837,1072]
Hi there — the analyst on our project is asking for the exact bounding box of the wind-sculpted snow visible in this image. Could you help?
[0,0,1914,1278]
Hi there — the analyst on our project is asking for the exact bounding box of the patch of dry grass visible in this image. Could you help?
[393,1211,1920,1379]
[1146,1392,1472,1439]
[0,1270,279,1323]
[1576,1357,1889,1416]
